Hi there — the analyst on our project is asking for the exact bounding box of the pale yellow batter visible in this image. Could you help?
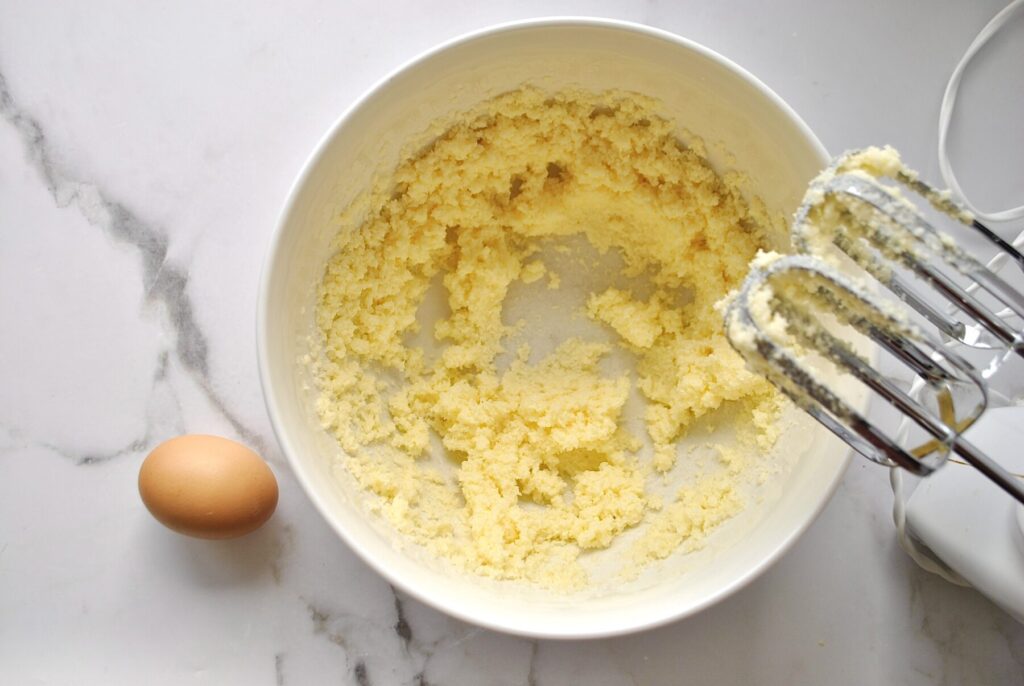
[314,87,786,587]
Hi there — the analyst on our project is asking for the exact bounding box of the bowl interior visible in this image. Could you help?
[259,20,853,638]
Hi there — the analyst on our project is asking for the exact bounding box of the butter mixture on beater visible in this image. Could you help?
[313,88,786,587]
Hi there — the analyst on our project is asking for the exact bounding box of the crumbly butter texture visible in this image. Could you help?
[314,88,785,588]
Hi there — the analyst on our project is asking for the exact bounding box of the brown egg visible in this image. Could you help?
[138,435,278,539]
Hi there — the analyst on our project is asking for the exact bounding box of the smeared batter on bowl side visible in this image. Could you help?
[313,88,787,588]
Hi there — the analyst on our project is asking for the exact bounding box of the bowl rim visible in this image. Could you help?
[256,15,843,639]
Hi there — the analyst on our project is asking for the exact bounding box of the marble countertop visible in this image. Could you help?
[2,1,1022,684]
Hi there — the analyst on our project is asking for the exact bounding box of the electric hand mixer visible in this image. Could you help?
[724,148,1024,620]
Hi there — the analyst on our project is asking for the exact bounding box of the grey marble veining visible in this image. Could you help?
[0,70,264,458]
[0,1,1021,684]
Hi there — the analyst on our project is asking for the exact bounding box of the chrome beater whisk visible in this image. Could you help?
[724,149,1024,505]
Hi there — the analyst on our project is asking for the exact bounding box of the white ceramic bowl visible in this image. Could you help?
[258,17,851,638]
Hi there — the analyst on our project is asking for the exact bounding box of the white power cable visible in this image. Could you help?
[892,0,1024,586]
[891,465,970,585]
[937,0,1024,224]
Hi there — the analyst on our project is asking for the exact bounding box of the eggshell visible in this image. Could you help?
[138,434,278,539]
